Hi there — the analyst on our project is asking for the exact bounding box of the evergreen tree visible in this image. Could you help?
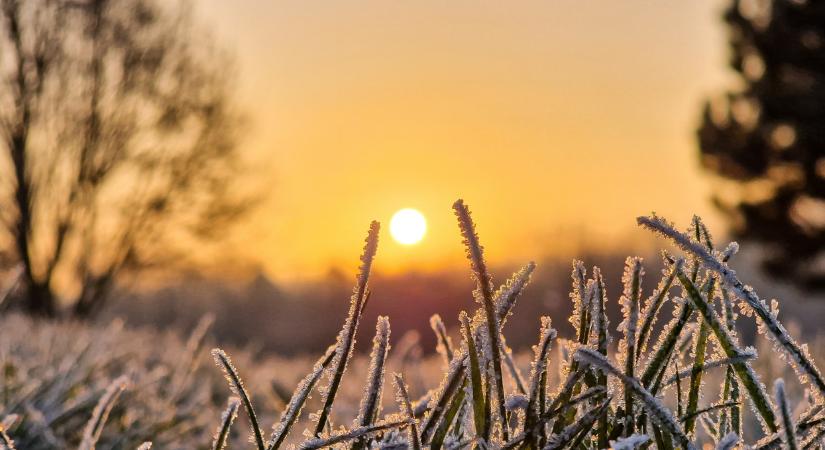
[698,0,825,289]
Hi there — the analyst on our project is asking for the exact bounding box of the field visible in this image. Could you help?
[2,200,825,450]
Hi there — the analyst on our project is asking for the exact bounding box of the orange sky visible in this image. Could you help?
[198,0,734,281]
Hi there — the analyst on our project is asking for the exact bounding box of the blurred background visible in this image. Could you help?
[1,0,824,355]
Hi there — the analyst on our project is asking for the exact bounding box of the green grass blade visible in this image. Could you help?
[685,278,716,435]
[636,264,676,362]
[459,311,486,439]
[494,262,537,328]
[679,402,740,425]
[664,351,757,388]
[453,199,508,440]
[639,215,825,397]
[421,353,466,444]
[575,347,695,450]
[430,378,467,450]
[522,317,556,449]
[591,268,611,449]
[543,397,611,450]
[640,298,694,391]
[675,266,778,433]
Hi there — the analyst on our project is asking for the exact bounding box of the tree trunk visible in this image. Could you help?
[11,132,57,318]
[24,280,56,317]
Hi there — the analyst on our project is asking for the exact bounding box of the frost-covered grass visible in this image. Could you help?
[3,200,825,449]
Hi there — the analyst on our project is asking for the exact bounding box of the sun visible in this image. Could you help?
[390,208,427,245]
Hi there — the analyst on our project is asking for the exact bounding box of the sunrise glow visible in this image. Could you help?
[390,208,427,245]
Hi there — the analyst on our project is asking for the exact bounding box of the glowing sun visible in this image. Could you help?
[390,208,427,245]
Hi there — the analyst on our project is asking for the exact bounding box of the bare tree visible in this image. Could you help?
[0,0,250,317]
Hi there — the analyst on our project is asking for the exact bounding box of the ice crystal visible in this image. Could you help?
[610,433,650,450]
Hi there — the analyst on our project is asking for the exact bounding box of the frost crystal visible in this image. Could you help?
[591,267,612,354]
[494,262,536,328]
[609,433,650,450]
[715,432,739,450]
[568,260,589,339]
[505,394,528,411]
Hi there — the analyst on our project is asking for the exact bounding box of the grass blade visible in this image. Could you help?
[356,316,392,427]
[675,266,778,433]
[501,337,527,395]
[685,278,716,435]
[299,419,408,450]
[591,268,611,449]
[522,317,556,449]
[574,347,695,450]
[79,376,129,450]
[430,314,454,364]
[636,264,676,361]
[619,257,643,435]
[268,345,337,450]
[459,311,486,439]
[775,379,798,450]
[640,297,694,390]
[543,397,611,450]
[716,432,739,450]
[680,402,740,425]
[421,352,466,443]
[314,221,380,436]
[431,378,467,450]
[453,199,508,440]
[212,397,240,450]
[720,288,742,437]
[663,351,757,387]
[211,349,266,450]
[393,373,422,450]
[494,262,537,328]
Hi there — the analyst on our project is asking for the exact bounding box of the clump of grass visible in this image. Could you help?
[4,201,825,449]
[195,203,825,449]
[79,375,129,450]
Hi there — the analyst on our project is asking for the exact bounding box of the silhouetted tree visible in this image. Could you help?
[0,0,250,317]
[698,0,825,289]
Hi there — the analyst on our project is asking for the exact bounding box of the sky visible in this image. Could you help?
[197,0,734,281]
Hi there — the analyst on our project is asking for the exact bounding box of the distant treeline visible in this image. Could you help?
[106,249,824,356]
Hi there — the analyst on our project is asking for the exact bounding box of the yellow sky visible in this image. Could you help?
[198,0,734,281]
